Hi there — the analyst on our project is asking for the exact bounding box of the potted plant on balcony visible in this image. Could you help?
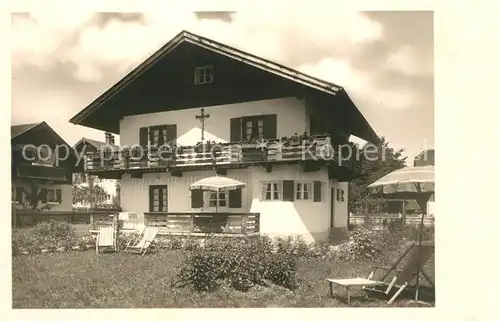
[157,143,176,166]
[122,147,130,168]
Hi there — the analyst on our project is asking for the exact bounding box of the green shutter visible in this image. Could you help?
[230,118,242,142]
[263,114,277,139]
[228,189,242,208]
[149,186,155,212]
[313,181,322,202]
[139,127,149,147]
[282,180,295,202]
[166,124,177,145]
[56,189,62,203]
[191,189,204,208]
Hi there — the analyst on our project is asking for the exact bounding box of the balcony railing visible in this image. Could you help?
[16,164,69,181]
[84,135,361,173]
[144,212,260,235]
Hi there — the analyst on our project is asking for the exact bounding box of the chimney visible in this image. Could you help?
[105,132,115,145]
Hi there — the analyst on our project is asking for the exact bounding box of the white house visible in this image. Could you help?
[69,30,379,243]
[72,137,119,208]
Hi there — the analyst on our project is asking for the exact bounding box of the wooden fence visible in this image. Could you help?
[144,212,260,235]
[12,209,121,230]
[349,214,435,227]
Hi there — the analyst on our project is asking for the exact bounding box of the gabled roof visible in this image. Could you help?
[11,121,70,146]
[11,122,43,139]
[73,137,108,151]
[69,30,379,144]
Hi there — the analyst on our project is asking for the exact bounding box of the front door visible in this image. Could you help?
[330,187,335,228]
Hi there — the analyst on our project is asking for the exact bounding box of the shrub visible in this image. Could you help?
[173,236,299,292]
[335,226,383,261]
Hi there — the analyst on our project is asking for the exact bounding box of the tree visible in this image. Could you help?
[72,174,109,208]
[349,137,407,214]
[112,180,121,209]
[20,181,47,210]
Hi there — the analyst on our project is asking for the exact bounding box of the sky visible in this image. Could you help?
[11,10,434,164]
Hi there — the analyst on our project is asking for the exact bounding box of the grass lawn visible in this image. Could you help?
[12,249,434,308]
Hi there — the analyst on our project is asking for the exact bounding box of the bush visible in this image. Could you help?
[173,236,299,293]
[335,226,383,261]
[13,221,81,255]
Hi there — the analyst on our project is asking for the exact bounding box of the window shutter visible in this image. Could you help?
[166,124,177,145]
[15,187,23,202]
[263,114,277,140]
[313,181,322,202]
[56,189,62,203]
[191,189,204,208]
[40,188,47,203]
[230,118,242,142]
[149,186,154,212]
[282,180,295,201]
[228,189,242,208]
[139,127,149,147]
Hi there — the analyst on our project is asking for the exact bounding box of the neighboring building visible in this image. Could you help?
[68,30,379,242]
[414,149,435,216]
[11,122,76,212]
[414,149,434,167]
[72,136,119,208]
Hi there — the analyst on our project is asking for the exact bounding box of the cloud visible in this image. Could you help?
[385,45,433,76]
[12,11,385,84]
[298,57,417,110]
[11,11,434,154]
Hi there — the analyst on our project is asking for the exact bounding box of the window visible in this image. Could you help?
[336,189,345,202]
[295,182,312,200]
[43,188,62,203]
[261,182,282,201]
[242,116,265,141]
[194,65,214,85]
[149,185,168,212]
[32,145,55,166]
[47,189,56,202]
[208,191,228,208]
[139,125,177,149]
[150,126,168,149]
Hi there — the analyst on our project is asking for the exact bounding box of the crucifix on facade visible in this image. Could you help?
[195,108,210,141]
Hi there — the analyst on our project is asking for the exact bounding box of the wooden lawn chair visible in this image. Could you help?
[124,227,160,255]
[95,226,117,254]
[326,241,434,305]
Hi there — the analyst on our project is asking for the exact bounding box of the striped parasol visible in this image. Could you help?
[368,165,434,197]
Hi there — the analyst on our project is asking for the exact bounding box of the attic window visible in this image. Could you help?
[194,65,214,85]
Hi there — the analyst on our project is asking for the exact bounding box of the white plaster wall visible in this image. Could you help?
[120,169,253,222]
[120,164,333,242]
[12,181,73,211]
[248,164,330,243]
[119,97,307,146]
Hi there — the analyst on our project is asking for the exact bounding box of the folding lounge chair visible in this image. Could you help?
[95,226,117,254]
[326,241,434,305]
[124,227,160,255]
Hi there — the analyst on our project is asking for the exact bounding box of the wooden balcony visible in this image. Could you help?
[144,212,260,236]
[15,164,70,182]
[84,135,362,174]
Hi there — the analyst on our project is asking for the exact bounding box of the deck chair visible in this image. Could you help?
[124,227,160,255]
[95,226,117,254]
[362,241,434,303]
[326,241,434,305]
